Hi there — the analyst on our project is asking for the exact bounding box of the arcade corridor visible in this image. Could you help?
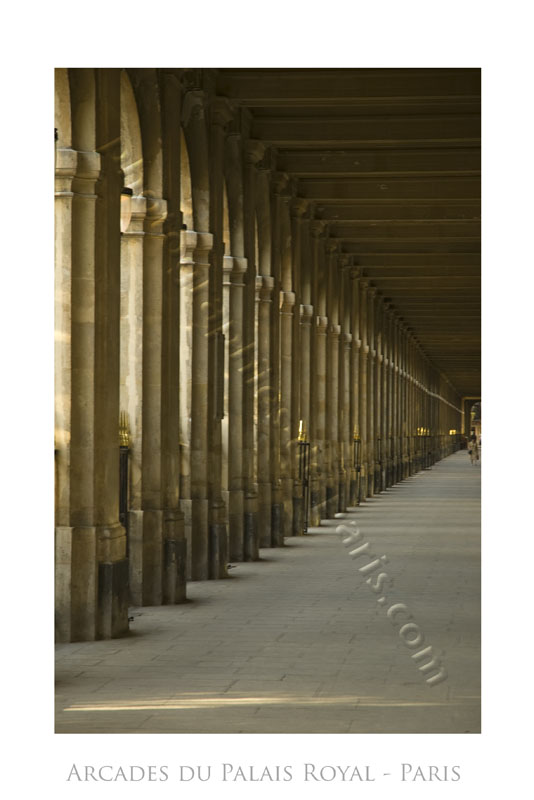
[55,68,480,734]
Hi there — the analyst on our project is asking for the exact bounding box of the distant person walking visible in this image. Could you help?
[468,431,479,465]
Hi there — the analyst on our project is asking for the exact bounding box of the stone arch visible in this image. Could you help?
[120,70,143,194]
[68,68,96,151]
[126,68,163,202]
[180,128,193,231]
[54,69,72,148]
[256,170,272,277]
[222,181,230,256]
[224,135,245,258]
[181,91,210,232]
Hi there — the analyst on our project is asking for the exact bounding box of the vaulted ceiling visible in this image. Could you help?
[216,68,481,398]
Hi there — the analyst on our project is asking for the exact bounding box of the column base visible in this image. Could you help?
[244,492,259,561]
[55,524,129,642]
[98,558,129,639]
[128,509,163,606]
[338,474,347,513]
[181,497,209,581]
[128,509,187,605]
[227,489,245,562]
[309,478,319,526]
[209,522,229,579]
[326,484,337,518]
[281,476,293,540]
[271,502,284,547]
[257,482,272,548]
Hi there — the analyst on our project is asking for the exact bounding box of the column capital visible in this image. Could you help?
[181,90,206,127]
[180,229,213,262]
[55,146,78,179]
[144,196,168,235]
[222,255,247,285]
[343,332,353,348]
[339,255,351,269]
[55,147,78,196]
[122,195,147,236]
[316,315,329,332]
[299,304,314,323]
[180,229,197,262]
[209,96,235,129]
[310,220,327,238]
[272,171,290,195]
[349,267,361,280]
[329,323,342,338]
[255,274,275,301]
[354,338,362,349]
[326,240,339,255]
[280,290,296,313]
[76,149,101,181]
[290,197,310,218]
[245,139,266,166]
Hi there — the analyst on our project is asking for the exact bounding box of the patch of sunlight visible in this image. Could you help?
[65,695,477,712]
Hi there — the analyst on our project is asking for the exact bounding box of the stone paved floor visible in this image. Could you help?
[55,450,480,734]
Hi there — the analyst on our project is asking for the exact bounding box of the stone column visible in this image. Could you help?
[270,172,288,547]
[311,315,328,523]
[349,268,361,506]
[296,303,313,531]
[326,321,341,517]
[359,281,369,500]
[325,242,340,518]
[55,69,129,641]
[384,308,393,487]
[119,193,146,606]
[367,288,377,496]
[54,142,77,528]
[280,288,296,536]
[375,299,383,493]
[55,142,79,641]
[137,196,170,605]
[179,229,213,580]
[242,141,264,561]
[208,98,234,579]
[159,69,187,605]
[309,221,327,525]
[340,330,352,510]
[256,273,275,546]
[222,255,247,561]
[290,199,309,534]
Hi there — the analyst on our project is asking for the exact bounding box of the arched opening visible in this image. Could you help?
[180,128,193,231]
[222,181,231,256]
[54,68,72,148]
